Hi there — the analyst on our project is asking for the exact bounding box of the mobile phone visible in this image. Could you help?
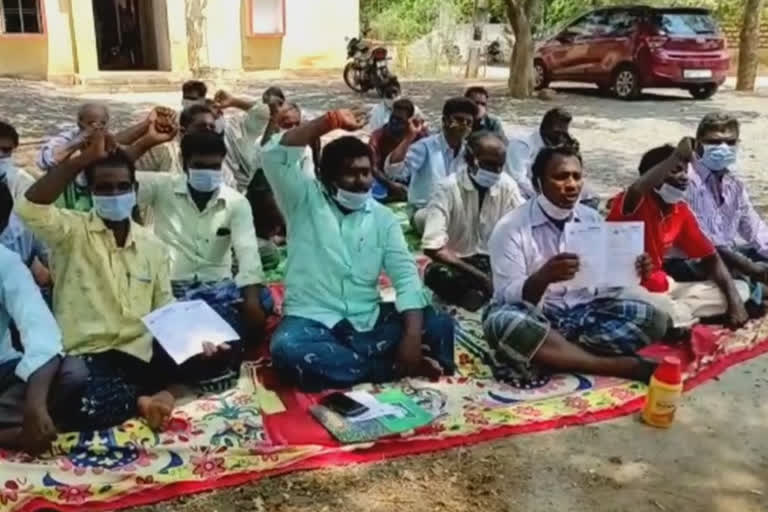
[320,392,369,418]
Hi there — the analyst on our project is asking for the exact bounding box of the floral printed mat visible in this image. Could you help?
[4,307,768,512]
[5,202,768,511]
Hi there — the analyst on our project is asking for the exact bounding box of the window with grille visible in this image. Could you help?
[249,0,285,36]
[0,0,42,34]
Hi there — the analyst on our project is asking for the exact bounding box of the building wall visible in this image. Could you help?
[0,35,47,78]
[242,0,359,70]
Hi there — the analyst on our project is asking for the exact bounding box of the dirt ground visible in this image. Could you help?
[2,76,768,511]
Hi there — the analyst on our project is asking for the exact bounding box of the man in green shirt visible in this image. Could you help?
[262,109,456,391]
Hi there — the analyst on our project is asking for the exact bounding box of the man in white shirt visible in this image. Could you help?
[386,97,478,233]
[422,132,523,311]
[485,144,666,387]
[136,131,269,390]
[0,245,86,454]
[505,107,573,199]
[366,78,424,133]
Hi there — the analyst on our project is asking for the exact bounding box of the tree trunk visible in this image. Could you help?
[505,0,539,98]
[736,0,765,91]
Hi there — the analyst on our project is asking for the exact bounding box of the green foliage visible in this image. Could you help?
[360,0,750,42]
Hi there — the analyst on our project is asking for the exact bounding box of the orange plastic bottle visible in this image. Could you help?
[642,356,683,428]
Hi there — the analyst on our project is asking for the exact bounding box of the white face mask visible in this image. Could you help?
[214,117,226,134]
[536,193,575,221]
[334,187,370,211]
[187,168,223,192]
[471,168,501,188]
[181,98,204,109]
[655,183,687,204]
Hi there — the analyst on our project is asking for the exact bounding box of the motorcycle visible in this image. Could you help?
[343,37,393,97]
[486,40,504,65]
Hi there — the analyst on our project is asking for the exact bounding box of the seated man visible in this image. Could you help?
[214,86,286,191]
[465,86,507,143]
[136,131,268,352]
[386,97,477,233]
[0,121,36,198]
[262,109,456,391]
[37,103,175,211]
[505,107,572,199]
[368,98,428,203]
[608,141,750,329]
[0,181,50,289]
[422,131,523,311]
[484,145,667,386]
[366,78,423,133]
[0,244,86,455]
[678,113,768,291]
[17,132,232,430]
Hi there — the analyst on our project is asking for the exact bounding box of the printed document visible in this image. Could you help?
[564,222,644,288]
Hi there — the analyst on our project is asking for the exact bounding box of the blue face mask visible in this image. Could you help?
[187,168,222,192]
[334,187,370,211]
[700,143,737,172]
[93,192,136,222]
[471,168,501,188]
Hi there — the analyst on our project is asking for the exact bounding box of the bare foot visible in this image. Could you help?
[413,357,444,380]
[137,391,175,430]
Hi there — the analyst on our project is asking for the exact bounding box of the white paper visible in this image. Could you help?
[345,391,405,423]
[142,300,240,365]
[564,222,644,288]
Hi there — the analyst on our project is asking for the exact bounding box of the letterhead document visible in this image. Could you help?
[142,300,241,364]
[564,222,644,289]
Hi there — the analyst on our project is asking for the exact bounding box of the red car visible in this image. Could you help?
[534,6,730,100]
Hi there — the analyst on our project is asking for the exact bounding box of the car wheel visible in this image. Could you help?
[613,66,641,100]
[534,60,550,90]
[689,84,718,100]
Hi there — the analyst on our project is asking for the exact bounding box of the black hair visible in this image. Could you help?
[182,80,207,98]
[263,86,286,101]
[464,86,489,99]
[319,136,373,183]
[0,180,12,230]
[531,144,583,188]
[697,113,739,140]
[443,97,479,119]
[392,98,415,117]
[0,121,19,147]
[639,144,675,175]
[180,131,227,165]
[180,104,216,129]
[83,148,136,184]
[541,107,572,130]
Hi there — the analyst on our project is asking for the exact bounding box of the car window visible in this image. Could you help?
[652,12,718,36]
[605,11,639,37]
[564,11,611,38]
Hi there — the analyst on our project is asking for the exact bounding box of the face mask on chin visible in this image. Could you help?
[699,143,737,173]
[93,192,136,222]
[334,186,371,211]
[535,179,577,221]
[214,117,226,134]
[655,183,687,204]
[182,98,204,109]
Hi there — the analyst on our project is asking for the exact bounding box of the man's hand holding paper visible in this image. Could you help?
[564,222,645,289]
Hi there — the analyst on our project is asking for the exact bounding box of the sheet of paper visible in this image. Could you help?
[345,391,405,423]
[142,300,240,365]
[564,222,644,289]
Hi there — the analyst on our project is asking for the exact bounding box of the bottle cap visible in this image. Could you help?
[654,356,682,385]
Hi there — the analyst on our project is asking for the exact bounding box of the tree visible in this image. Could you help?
[505,0,544,98]
[736,0,766,91]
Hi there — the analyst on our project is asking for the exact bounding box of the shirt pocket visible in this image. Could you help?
[125,258,154,316]
[208,228,232,261]
[352,245,385,285]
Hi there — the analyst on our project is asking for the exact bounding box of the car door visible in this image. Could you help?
[546,15,590,79]
[584,9,640,81]
[550,11,607,80]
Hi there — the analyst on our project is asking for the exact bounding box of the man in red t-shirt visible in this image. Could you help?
[607,139,748,329]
